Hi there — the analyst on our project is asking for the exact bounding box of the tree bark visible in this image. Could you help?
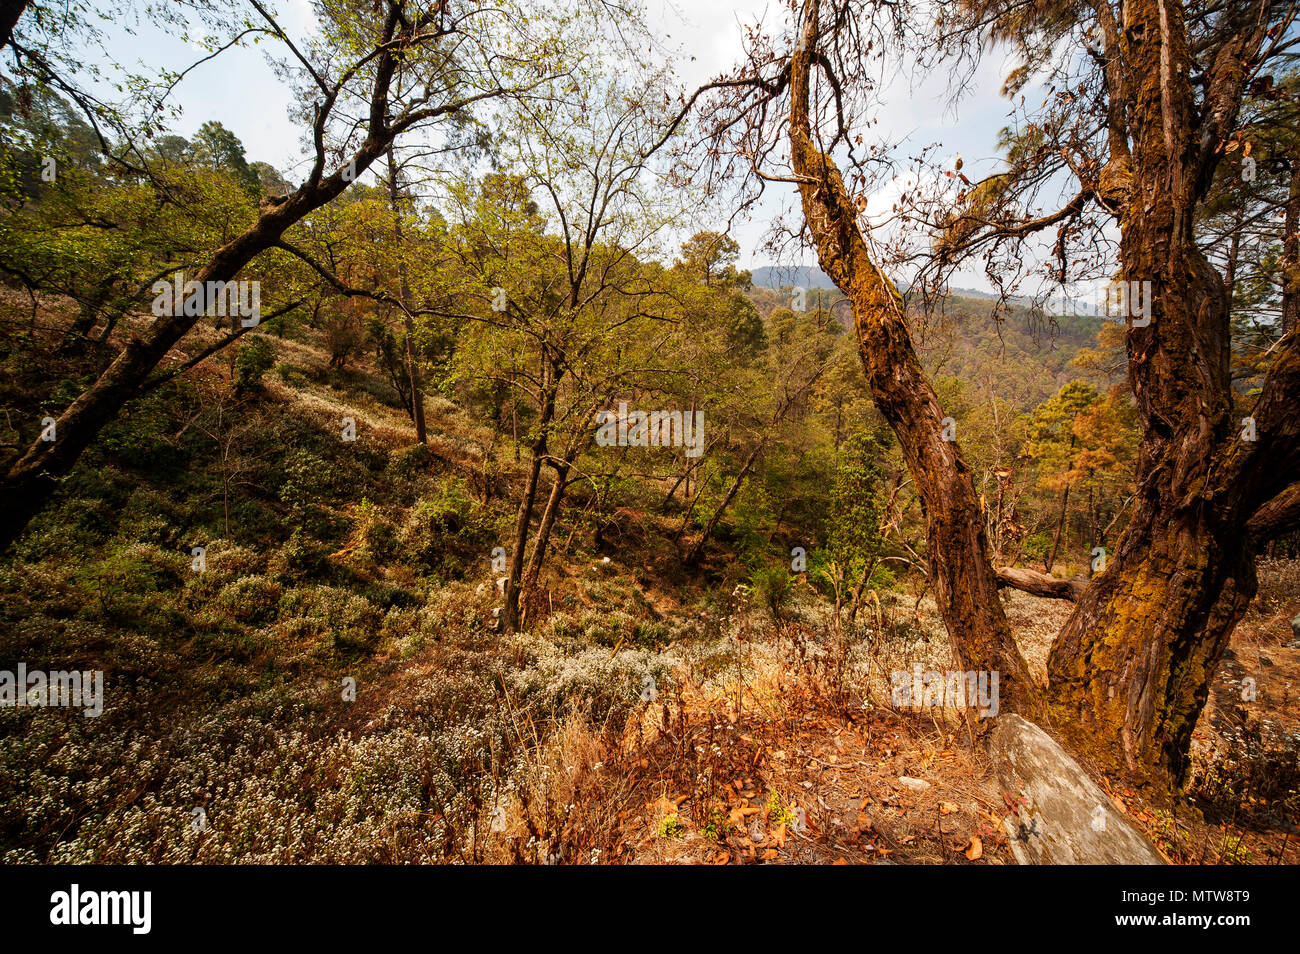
[0,0,28,49]
[522,457,571,592]
[503,369,558,633]
[996,567,1086,602]
[503,448,544,634]
[1283,153,1300,336]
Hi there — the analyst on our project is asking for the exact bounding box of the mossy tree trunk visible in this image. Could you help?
[1045,0,1300,791]
[787,0,1044,720]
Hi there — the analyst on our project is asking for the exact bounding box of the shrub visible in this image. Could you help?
[277,585,383,653]
[748,565,794,623]
[387,443,434,481]
[234,336,276,393]
[216,575,283,626]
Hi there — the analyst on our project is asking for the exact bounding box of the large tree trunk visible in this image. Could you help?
[1044,0,1300,791]
[0,0,29,49]
[1048,502,1258,786]
[788,0,1042,719]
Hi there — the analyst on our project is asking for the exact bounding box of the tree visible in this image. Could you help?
[445,37,691,630]
[691,0,1044,717]
[936,0,1300,789]
[690,0,1300,792]
[189,120,260,196]
[677,231,748,288]
[1026,380,1102,573]
[0,0,559,552]
[817,429,889,617]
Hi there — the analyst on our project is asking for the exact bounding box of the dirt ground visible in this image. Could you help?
[612,565,1300,865]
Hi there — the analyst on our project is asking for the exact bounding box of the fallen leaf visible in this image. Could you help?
[964,836,983,861]
[941,802,959,816]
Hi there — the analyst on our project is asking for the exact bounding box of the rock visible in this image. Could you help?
[990,714,1165,865]
[1291,613,1300,639]
[897,776,931,793]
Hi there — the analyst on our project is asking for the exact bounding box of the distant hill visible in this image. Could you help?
[751,265,837,290]
[752,269,1029,304]
[745,279,1113,412]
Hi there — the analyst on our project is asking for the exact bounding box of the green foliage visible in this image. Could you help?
[216,575,283,626]
[387,442,434,481]
[767,791,797,829]
[72,543,187,626]
[234,337,276,393]
[748,565,794,622]
[657,815,685,838]
[826,430,888,572]
[189,121,261,196]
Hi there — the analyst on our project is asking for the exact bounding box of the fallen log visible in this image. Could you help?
[994,566,1086,602]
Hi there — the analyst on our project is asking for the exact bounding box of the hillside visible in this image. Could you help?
[1,0,1298,893]
[1,284,1294,866]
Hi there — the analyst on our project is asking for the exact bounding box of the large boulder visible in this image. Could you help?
[990,714,1166,865]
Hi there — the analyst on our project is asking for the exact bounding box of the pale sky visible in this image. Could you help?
[76,0,1039,290]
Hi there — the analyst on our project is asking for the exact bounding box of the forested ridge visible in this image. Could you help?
[0,0,1297,868]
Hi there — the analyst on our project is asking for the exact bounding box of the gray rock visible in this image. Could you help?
[1291,613,1300,639]
[990,714,1166,865]
[897,776,931,793]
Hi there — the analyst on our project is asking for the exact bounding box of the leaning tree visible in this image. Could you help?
[0,0,559,551]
